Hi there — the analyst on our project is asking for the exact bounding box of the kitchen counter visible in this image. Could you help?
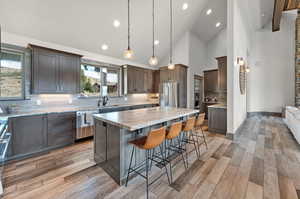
[1,102,159,118]
[93,107,199,131]
[207,104,227,109]
[93,107,198,185]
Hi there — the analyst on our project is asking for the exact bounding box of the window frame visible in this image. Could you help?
[0,47,26,101]
[80,60,122,98]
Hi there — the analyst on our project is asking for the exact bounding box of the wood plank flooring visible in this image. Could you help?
[2,116,300,199]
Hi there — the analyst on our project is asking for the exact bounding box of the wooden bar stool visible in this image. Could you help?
[194,113,208,151]
[182,117,200,168]
[125,127,170,199]
[165,121,187,182]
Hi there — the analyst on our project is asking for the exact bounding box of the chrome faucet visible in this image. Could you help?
[98,96,109,107]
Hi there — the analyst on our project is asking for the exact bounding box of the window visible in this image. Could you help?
[80,63,120,97]
[0,50,24,99]
[80,64,101,97]
[107,69,119,97]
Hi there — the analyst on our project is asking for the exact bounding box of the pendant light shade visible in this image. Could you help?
[124,0,133,59]
[149,56,158,66]
[124,48,133,59]
[168,0,174,70]
[149,0,158,66]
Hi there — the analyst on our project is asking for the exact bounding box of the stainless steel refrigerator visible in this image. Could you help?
[159,81,179,108]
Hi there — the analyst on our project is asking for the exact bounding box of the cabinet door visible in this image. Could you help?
[59,55,80,93]
[204,70,218,92]
[32,48,59,93]
[136,69,145,93]
[127,67,136,94]
[11,115,47,156]
[217,57,227,91]
[152,70,160,93]
[47,112,76,148]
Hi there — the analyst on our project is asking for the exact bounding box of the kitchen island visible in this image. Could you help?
[93,107,199,185]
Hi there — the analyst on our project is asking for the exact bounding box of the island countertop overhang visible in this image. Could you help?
[93,107,199,131]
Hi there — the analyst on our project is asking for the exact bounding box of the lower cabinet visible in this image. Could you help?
[8,112,76,161]
[208,107,227,134]
[10,114,47,157]
[47,112,76,148]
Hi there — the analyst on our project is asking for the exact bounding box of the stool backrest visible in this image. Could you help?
[166,121,183,139]
[195,113,205,127]
[143,127,166,150]
[183,117,196,131]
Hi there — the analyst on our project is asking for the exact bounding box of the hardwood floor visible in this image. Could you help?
[2,116,300,199]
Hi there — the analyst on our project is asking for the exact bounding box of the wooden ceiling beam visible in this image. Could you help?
[284,0,300,10]
[273,0,287,32]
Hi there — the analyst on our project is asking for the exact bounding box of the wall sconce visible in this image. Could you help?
[245,67,250,73]
[237,57,245,66]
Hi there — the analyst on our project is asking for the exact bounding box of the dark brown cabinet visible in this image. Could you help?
[204,70,218,92]
[47,112,76,148]
[31,45,81,94]
[10,114,47,158]
[7,112,76,161]
[217,56,227,91]
[152,70,160,93]
[126,66,156,94]
[208,107,227,134]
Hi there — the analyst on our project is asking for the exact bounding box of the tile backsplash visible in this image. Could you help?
[0,94,159,114]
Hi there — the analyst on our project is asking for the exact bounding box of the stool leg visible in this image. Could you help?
[201,127,208,150]
[177,136,187,170]
[167,140,173,183]
[159,144,171,185]
[125,146,135,187]
[149,148,154,171]
[145,150,149,199]
[191,132,200,159]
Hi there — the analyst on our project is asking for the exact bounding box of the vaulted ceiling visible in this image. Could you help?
[0,0,227,66]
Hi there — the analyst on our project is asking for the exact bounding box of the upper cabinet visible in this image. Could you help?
[204,69,218,92]
[217,56,227,91]
[30,45,81,94]
[126,66,155,94]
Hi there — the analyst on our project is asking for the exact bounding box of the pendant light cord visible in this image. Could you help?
[152,0,155,57]
[170,0,173,64]
[128,0,130,50]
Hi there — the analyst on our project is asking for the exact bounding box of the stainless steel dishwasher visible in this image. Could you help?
[76,111,98,140]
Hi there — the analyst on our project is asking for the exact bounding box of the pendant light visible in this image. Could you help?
[149,0,158,66]
[124,0,133,59]
[168,0,175,70]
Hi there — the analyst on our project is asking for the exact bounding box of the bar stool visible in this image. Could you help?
[182,117,200,168]
[194,113,208,151]
[165,121,187,182]
[125,127,170,199]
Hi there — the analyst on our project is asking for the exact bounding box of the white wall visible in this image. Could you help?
[247,13,296,113]
[188,32,207,108]
[3,32,152,69]
[206,28,227,70]
[227,0,253,135]
[160,32,190,67]
[160,31,207,108]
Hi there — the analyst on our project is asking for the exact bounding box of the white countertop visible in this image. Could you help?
[93,107,199,131]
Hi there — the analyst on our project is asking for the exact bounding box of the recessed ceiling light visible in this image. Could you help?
[206,9,212,15]
[216,22,221,27]
[182,3,188,10]
[154,40,160,45]
[101,44,108,51]
[113,20,120,28]
[262,13,265,17]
